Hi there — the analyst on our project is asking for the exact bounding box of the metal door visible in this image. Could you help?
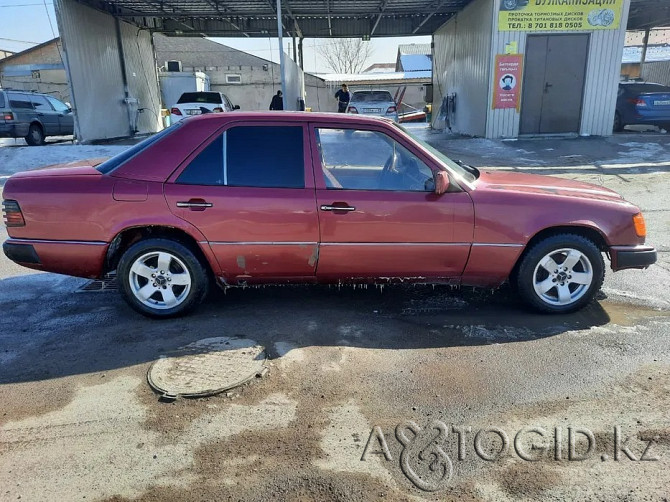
[520,34,589,134]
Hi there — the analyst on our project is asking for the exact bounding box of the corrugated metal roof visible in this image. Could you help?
[72,0,475,37]
[399,54,432,72]
[318,70,431,84]
[397,43,431,55]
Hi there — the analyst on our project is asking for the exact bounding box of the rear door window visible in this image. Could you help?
[31,95,53,111]
[177,125,305,188]
[0,92,5,108]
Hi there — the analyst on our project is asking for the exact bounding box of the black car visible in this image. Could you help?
[0,89,74,145]
[614,81,670,132]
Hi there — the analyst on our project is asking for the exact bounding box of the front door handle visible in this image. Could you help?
[544,82,553,93]
[320,204,355,212]
[177,199,213,210]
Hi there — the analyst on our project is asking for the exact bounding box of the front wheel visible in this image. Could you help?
[117,238,210,318]
[515,234,604,313]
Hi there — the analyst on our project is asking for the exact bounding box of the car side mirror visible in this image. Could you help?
[434,170,450,195]
[233,105,240,110]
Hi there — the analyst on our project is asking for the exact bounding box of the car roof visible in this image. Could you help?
[185,111,395,125]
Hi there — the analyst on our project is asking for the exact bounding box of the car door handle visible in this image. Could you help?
[320,204,355,212]
[37,113,44,116]
[177,200,213,210]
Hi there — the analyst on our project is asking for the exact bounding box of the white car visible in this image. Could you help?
[169,91,239,123]
[347,90,399,122]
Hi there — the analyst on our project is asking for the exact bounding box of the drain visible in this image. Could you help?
[147,337,267,399]
[76,274,117,292]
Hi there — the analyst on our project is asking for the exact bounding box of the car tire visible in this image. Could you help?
[501,0,518,10]
[613,111,624,132]
[25,123,45,146]
[117,238,210,318]
[515,234,604,314]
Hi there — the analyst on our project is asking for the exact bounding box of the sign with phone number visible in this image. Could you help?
[498,0,624,31]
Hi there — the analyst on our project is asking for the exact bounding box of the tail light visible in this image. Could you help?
[2,200,25,227]
[347,106,358,114]
[213,107,223,112]
[627,98,647,107]
[633,213,646,237]
[170,107,182,115]
[3,112,13,121]
[386,106,397,114]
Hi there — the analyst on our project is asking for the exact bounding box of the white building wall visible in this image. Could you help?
[431,0,493,136]
[486,0,631,138]
[55,0,161,142]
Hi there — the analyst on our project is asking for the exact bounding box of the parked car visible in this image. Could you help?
[0,89,74,145]
[614,81,670,132]
[2,112,656,318]
[169,91,239,123]
[347,90,399,122]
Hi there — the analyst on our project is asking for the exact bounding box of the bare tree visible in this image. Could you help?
[316,39,374,74]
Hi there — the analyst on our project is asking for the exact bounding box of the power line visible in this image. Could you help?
[0,2,52,7]
[0,37,42,45]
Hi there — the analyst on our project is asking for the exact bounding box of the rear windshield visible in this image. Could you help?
[352,91,394,102]
[0,92,5,108]
[622,83,670,94]
[96,124,182,174]
[177,92,222,104]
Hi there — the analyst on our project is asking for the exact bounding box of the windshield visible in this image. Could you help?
[394,124,479,183]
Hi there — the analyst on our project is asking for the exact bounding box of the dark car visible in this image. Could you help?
[2,112,656,318]
[614,81,670,132]
[0,89,74,145]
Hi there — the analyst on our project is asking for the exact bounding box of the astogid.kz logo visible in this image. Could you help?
[361,421,660,491]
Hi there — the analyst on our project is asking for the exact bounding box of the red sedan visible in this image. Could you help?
[2,112,656,317]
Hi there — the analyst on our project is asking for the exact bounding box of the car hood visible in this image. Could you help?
[476,170,623,201]
[10,158,107,178]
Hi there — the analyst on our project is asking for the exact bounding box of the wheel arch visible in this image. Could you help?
[511,224,608,280]
[104,225,216,278]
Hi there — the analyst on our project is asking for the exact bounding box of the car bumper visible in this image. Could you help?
[609,245,657,271]
[3,238,108,278]
[0,123,29,138]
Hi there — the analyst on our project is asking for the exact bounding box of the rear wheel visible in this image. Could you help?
[25,123,45,146]
[117,238,210,318]
[515,234,604,313]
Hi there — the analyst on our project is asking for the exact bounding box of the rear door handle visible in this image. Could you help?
[177,200,213,210]
[320,204,355,212]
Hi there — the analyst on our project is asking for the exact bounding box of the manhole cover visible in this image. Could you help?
[147,337,267,398]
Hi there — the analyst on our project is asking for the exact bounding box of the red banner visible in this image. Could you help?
[493,54,523,111]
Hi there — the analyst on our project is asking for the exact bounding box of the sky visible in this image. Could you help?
[0,0,430,73]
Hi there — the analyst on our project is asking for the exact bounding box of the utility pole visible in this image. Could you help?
[276,0,287,109]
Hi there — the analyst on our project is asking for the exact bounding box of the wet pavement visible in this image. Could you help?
[0,128,669,501]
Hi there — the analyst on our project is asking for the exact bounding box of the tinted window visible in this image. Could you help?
[177,125,304,188]
[227,126,304,188]
[177,92,222,104]
[96,124,182,174]
[46,96,70,112]
[352,91,394,102]
[8,93,33,110]
[177,135,224,185]
[0,92,5,108]
[31,95,52,111]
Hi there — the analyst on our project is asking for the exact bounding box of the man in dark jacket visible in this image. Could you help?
[335,84,350,113]
[269,90,283,110]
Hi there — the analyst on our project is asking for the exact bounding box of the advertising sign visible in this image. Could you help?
[493,54,523,110]
[498,0,624,31]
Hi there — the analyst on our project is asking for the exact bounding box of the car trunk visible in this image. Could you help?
[638,92,670,110]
